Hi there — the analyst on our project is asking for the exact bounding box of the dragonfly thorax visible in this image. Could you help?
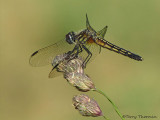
[66,31,76,44]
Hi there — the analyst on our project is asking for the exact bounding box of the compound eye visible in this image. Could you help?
[66,32,75,44]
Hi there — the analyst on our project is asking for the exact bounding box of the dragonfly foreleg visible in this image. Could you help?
[66,45,81,61]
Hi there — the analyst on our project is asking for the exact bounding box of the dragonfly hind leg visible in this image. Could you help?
[82,44,92,68]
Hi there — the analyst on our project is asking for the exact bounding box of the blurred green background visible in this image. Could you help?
[0,0,160,120]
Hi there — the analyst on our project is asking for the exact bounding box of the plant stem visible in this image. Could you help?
[103,115,110,120]
[93,89,125,120]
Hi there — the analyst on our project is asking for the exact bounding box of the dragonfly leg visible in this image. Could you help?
[79,45,83,53]
[71,44,83,57]
[75,44,83,57]
[66,45,80,60]
[82,44,92,68]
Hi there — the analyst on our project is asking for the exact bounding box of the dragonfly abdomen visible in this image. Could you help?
[94,38,143,61]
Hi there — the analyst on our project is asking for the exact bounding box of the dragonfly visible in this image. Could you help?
[30,14,143,78]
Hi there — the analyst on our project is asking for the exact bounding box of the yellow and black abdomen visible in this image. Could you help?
[95,38,143,61]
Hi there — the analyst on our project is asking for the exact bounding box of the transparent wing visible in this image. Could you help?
[48,67,63,78]
[29,39,74,67]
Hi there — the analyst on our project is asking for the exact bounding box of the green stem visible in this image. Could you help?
[93,89,125,120]
[103,115,110,120]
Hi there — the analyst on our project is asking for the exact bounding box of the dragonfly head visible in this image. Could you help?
[66,31,76,44]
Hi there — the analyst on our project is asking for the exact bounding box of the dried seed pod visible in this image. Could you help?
[64,58,95,91]
[65,72,95,92]
[51,54,96,91]
[64,58,83,73]
[73,94,103,117]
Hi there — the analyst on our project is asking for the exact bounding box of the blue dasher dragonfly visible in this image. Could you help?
[30,14,143,77]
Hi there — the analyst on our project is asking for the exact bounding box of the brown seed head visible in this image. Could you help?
[72,94,103,117]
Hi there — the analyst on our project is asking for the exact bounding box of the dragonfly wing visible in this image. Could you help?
[29,39,74,67]
[96,26,108,38]
[48,67,63,78]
